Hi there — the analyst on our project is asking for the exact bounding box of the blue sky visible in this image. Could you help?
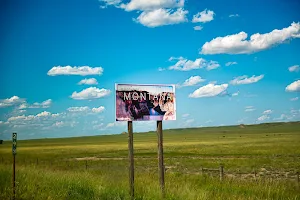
[0,0,300,140]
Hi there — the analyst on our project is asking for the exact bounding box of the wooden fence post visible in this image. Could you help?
[219,165,224,181]
[128,121,134,200]
[157,120,165,198]
[201,166,204,175]
[86,160,88,170]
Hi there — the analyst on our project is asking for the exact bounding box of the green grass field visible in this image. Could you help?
[1,122,300,199]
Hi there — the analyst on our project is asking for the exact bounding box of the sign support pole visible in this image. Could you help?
[128,121,134,200]
[12,154,15,200]
[12,132,17,200]
[157,120,165,198]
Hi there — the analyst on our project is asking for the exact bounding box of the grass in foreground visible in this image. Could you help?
[0,122,300,199]
[0,165,299,200]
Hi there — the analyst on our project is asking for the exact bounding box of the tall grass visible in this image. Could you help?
[0,164,299,200]
[0,122,300,199]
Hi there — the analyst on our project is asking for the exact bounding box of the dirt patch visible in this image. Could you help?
[75,157,100,161]
[73,155,295,161]
[74,157,126,161]
[188,156,249,160]
[73,157,160,161]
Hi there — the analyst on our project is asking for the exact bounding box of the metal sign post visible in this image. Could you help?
[128,121,134,200]
[157,121,165,197]
[12,132,17,200]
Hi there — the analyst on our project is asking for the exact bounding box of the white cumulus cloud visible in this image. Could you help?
[8,115,30,121]
[168,56,184,61]
[47,66,103,76]
[92,106,105,113]
[257,115,269,121]
[18,99,52,109]
[67,106,90,112]
[18,104,27,110]
[230,75,264,85]
[32,99,52,108]
[285,80,300,92]
[168,57,220,71]
[288,65,300,72]
[193,26,203,31]
[225,62,237,66]
[263,109,273,114]
[192,9,215,23]
[106,122,116,128]
[206,61,220,70]
[8,111,52,121]
[273,114,292,121]
[232,91,239,96]
[135,8,188,28]
[101,0,187,28]
[71,87,111,100]
[169,57,206,71]
[67,106,105,114]
[245,106,255,112]
[201,22,300,54]
[189,83,228,98]
[0,96,25,108]
[99,0,122,8]
[36,111,51,117]
[51,113,60,117]
[78,78,98,85]
[36,99,52,108]
[52,121,65,127]
[178,76,205,88]
[121,0,184,11]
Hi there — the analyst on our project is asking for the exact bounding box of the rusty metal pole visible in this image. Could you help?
[128,121,134,200]
[157,120,165,198]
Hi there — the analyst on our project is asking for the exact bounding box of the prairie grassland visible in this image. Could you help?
[0,122,300,199]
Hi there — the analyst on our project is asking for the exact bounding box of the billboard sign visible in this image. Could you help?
[116,84,176,121]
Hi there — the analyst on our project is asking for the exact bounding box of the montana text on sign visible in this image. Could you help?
[115,84,176,121]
